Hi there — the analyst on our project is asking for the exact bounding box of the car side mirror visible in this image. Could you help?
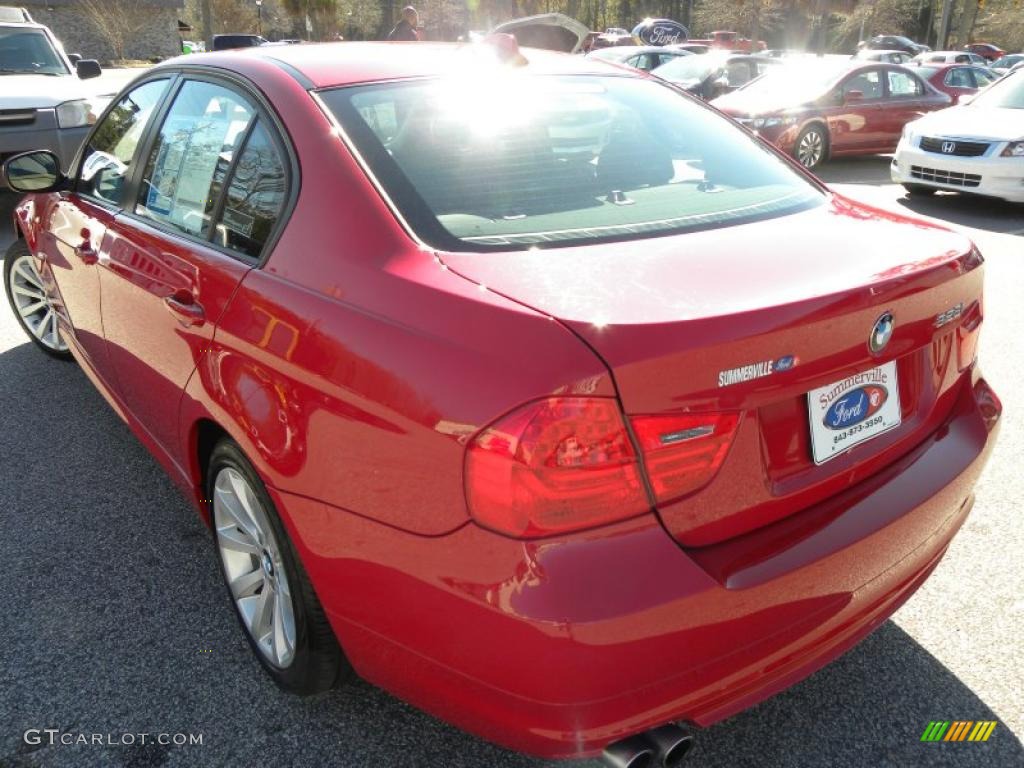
[76,59,102,80]
[844,89,864,104]
[2,150,65,193]
[67,53,82,66]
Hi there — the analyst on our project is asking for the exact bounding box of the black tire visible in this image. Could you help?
[208,439,350,694]
[793,123,829,170]
[3,239,72,360]
[903,183,937,197]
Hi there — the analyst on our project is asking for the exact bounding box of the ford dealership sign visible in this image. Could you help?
[632,18,689,46]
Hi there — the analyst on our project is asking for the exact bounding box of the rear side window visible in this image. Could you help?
[135,80,255,239]
[945,68,973,88]
[78,79,169,205]
[212,121,288,258]
[321,75,822,251]
[887,70,923,97]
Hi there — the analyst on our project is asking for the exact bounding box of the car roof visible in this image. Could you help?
[163,41,622,88]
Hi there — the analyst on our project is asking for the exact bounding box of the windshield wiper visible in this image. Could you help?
[0,68,61,75]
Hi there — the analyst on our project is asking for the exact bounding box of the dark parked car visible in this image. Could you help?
[652,52,776,100]
[587,44,690,72]
[855,48,913,65]
[714,62,951,168]
[866,35,928,55]
[211,33,268,51]
[913,63,998,103]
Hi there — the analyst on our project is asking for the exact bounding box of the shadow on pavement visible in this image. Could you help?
[0,332,1020,768]
[817,156,1023,236]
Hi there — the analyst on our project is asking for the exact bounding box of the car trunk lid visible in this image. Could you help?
[440,195,984,546]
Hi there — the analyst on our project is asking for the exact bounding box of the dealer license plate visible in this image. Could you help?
[807,361,902,465]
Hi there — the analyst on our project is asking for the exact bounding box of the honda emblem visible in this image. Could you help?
[942,141,956,154]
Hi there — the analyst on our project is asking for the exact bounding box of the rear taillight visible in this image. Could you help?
[465,397,648,538]
[630,412,740,504]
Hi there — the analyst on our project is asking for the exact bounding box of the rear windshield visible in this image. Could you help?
[319,74,822,251]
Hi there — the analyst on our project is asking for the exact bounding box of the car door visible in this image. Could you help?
[831,68,887,151]
[882,68,931,147]
[40,77,171,381]
[97,75,291,459]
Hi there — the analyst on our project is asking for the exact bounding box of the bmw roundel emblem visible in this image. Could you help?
[869,312,895,355]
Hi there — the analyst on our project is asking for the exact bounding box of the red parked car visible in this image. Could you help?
[713,61,952,168]
[2,42,1000,766]
[964,42,1006,62]
[913,62,999,103]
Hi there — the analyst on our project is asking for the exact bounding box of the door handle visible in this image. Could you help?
[163,293,206,327]
[74,228,98,265]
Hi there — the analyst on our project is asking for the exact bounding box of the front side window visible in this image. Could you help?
[0,28,67,75]
[136,80,255,239]
[887,70,923,97]
[78,79,169,204]
[321,74,822,251]
[843,70,883,99]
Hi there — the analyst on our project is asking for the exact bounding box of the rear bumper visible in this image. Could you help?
[891,140,1024,202]
[275,373,999,759]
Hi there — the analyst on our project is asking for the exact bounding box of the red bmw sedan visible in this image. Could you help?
[2,41,1001,766]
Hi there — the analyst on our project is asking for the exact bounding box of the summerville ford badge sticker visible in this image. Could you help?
[718,355,798,388]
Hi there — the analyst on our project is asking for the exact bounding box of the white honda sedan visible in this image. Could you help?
[892,69,1024,202]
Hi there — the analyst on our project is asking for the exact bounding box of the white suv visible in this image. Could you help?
[0,6,102,180]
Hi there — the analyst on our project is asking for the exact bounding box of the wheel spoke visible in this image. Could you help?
[215,482,261,542]
[13,261,39,286]
[32,310,52,340]
[18,299,47,317]
[251,581,274,638]
[46,312,59,346]
[273,588,291,663]
[217,524,259,555]
[12,284,45,300]
[229,470,262,529]
[230,567,264,599]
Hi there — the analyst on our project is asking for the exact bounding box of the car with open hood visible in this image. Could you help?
[491,13,590,54]
[1,37,1001,767]
[0,7,102,178]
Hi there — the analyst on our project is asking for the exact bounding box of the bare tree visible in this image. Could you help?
[78,0,152,61]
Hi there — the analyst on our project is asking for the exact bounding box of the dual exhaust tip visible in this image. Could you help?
[602,724,694,768]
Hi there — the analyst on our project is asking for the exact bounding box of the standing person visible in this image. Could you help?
[388,6,420,42]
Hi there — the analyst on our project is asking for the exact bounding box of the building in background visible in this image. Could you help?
[21,0,184,62]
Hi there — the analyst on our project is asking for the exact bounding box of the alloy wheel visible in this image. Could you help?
[214,467,297,669]
[796,129,825,168]
[7,253,67,353]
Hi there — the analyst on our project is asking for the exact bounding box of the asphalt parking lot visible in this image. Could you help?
[1,156,1022,768]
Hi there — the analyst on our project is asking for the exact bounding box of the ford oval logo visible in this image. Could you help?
[632,18,689,46]
[775,355,798,372]
[869,312,894,355]
[823,385,888,430]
